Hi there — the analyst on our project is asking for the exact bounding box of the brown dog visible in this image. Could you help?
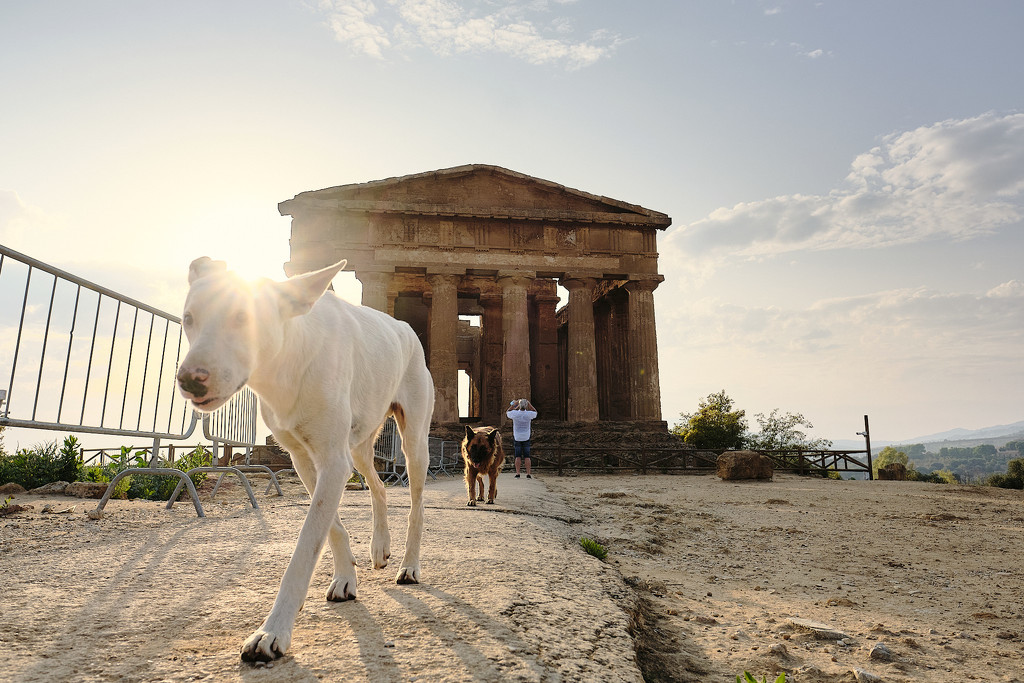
[462,425,504,506]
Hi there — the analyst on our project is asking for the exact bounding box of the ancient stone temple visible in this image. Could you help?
[278,165,670,427]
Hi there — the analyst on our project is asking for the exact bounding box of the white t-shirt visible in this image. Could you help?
[506,409,538,442]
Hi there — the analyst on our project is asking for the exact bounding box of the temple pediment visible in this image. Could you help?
[279,164,671,228]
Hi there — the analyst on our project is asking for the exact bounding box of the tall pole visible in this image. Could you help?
[863,414,873,480]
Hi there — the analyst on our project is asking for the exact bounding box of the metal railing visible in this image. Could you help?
[0,244,259,516]
[365,418,460,485]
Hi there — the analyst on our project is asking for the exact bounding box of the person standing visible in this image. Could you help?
[507,398,538,478]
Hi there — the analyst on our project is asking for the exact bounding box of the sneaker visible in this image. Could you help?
[514,474,520,478]
[526,474,532,479]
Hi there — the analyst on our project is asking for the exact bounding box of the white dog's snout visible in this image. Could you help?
[177,365,210,398]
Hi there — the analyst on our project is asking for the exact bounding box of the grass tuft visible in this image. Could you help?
[580,537,608,561]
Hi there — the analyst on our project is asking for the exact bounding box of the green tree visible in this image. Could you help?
[904,443,926,461]
[747,409,832,450]
[987,458,1024,489]
[873,445,909,478]
[672,390,748,449]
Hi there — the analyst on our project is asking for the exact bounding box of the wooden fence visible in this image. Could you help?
[525,445,872,478]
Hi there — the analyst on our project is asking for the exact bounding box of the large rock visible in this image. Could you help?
[237,440,293,471]
[716,451,773,481]
[0,482,27,495]
[28,481,70,494]
[788,618,849,640]
[65,482,110,499]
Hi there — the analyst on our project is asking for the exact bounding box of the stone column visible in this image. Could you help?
[356,271,390,313]
[531,288,561,420]
[561,276,599,422]
[479,294,504,424]
[499,275,532,409]
[625,279,663,421]
[427,274,459,423]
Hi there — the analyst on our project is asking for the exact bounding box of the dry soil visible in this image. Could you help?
[1,470,1022,682]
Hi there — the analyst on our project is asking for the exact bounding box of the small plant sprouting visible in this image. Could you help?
[580,537,608,561]
[737,673,786,683]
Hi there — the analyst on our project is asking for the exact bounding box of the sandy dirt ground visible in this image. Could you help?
[545,473,1024,683]
[1,470,1022,682]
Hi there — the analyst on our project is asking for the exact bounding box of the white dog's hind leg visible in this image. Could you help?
[352,438,391,569]
[394,425,428,585]
[241,462,347,662]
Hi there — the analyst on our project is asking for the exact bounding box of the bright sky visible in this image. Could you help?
[2,1,1023,445]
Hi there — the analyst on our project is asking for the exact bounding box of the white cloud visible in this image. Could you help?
[318,0,623,68]
[987,279,1024,298]
[323,0,392,58]
[671,112,1024,260]
[669,284,1024,360]
[656,281,1024,434]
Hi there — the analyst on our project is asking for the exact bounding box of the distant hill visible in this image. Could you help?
[830,419,1024,452]
[893,420,1024,450]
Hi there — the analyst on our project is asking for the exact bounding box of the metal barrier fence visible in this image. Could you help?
[371,417,461,485]
[0,244,259,516]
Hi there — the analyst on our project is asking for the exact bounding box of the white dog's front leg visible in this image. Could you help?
[241,471,345,663]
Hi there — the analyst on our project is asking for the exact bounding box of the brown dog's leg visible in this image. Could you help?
[465,467,477,506]
[475,474,485,502]
[486,469,498,504]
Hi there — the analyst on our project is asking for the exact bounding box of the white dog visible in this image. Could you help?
[176,257,433,662]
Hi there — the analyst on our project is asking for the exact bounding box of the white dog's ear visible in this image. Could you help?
[188,257,228,284]
[275,260,347,318]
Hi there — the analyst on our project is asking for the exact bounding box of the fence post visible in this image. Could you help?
[863,415,873,481]
[168,444,175,463]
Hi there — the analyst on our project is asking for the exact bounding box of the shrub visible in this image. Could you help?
[907,470,947,484]
[119,445,212,501]
[580,537,608,561]
[75,444,212,501]
[0,436,81,490]
[987,458,1024,489]
[79,463,131,498]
